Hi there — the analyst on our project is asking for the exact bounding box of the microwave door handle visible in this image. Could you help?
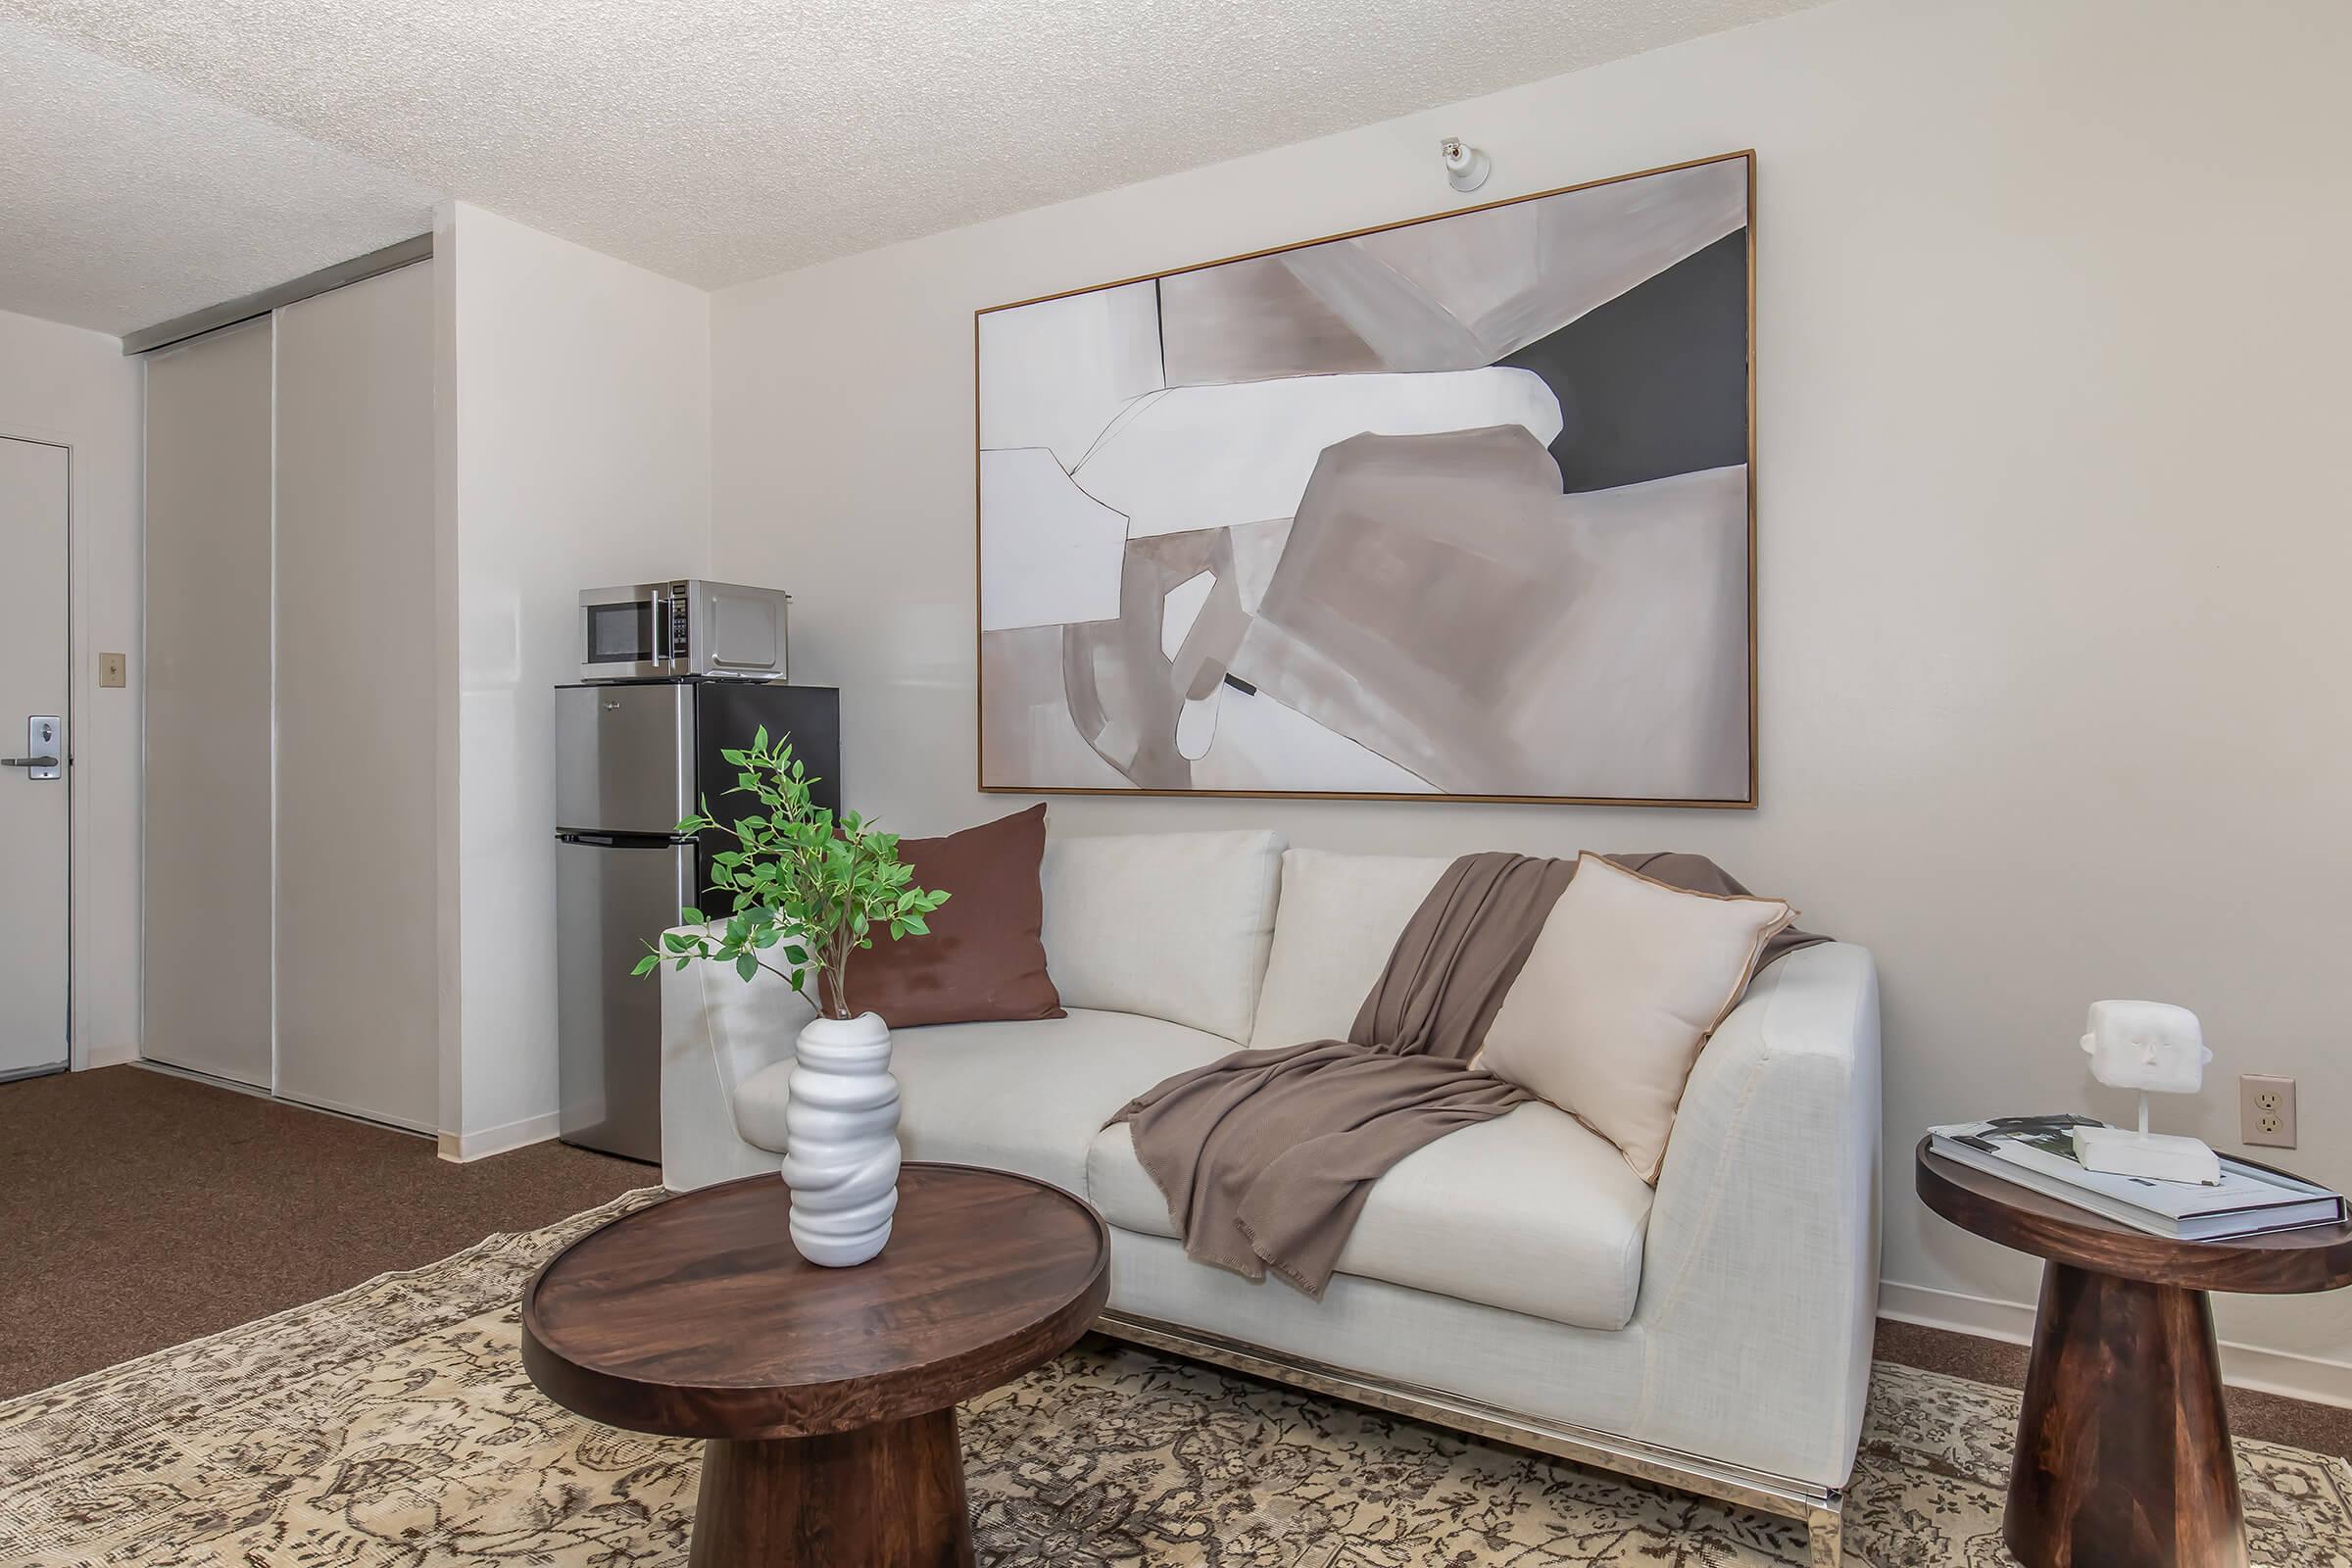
[650,585,669,663]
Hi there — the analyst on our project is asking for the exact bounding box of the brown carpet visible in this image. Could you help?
[0,1063,646,1400]
[3,1063,2345,1460]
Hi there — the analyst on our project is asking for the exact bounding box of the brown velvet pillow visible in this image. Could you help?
[831,804,1065,1028]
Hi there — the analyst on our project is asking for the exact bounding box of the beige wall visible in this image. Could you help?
[0,307,142,1067]
[439,202,712,1152]
[710,0,2352,1387]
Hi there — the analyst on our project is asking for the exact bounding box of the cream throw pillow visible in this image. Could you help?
[1481,854,1792,1183]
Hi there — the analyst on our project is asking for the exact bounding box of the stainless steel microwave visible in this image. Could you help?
[578,579,791,682]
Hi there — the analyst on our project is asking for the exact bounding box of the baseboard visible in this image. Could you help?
[78,1041,139,1070]
[1881,1279,2352,1410]
[436,1111,562,1163]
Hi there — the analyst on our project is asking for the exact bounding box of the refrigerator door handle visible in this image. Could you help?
[558,831,696,848]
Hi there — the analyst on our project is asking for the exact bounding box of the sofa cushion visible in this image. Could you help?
[1249,850,1453,1049]
[732,1007,1238,1198]
[829,803,1063,1028]
[1481,854,1791,1183]
[1087,1100,1654,1331]
[1040,828,1283,1044]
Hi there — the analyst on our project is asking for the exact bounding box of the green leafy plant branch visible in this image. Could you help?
[630,727,949,1020]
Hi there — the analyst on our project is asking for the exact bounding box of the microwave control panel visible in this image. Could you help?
[664,581,691,659]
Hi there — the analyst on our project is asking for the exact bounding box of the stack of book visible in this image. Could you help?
[1930,1114,2346,1241]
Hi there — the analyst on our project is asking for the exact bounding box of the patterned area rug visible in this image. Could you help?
[4,1191,2348,1567]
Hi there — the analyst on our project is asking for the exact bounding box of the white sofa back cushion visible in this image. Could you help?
[1039,828,1284,1044]
[1249,849,1454,1049]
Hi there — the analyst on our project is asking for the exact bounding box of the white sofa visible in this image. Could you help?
[661,829,1881,1564]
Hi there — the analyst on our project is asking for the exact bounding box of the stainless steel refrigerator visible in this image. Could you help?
[553,677,841,1162]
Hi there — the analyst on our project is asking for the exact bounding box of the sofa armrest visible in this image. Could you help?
[658,931,816,1191]
[1631,941,1883,1491]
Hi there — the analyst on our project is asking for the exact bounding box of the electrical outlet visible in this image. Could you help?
[97,652,126,689]
[2240,1074,2297,1150]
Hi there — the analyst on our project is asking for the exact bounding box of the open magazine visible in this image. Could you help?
[1930,1114,2344,1241]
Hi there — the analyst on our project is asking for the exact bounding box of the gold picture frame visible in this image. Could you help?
[964,148,1759,808]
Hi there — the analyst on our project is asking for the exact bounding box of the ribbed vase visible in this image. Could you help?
[778,1011,902,1267]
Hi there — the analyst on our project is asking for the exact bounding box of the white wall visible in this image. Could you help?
[710,0,2352,1387]
[438,202,711,1154]
[0,307,141,1068]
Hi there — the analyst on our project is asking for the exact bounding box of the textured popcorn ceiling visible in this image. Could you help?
[3,0,1828,333]
[0,11,438,333]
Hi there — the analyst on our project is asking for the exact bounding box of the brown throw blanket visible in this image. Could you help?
[1109,851,1827,1298]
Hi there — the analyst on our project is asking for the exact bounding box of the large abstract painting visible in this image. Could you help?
[976,151,1755,805]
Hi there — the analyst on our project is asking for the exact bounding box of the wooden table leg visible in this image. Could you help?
[2004,1261,2245,1568]
[690,1406,975,1567]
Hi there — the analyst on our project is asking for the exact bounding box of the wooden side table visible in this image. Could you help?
[1917,1139,2352,1568]
[521,1163,1110,1567]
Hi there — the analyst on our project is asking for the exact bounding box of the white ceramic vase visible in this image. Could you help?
[778,1010,902,1267]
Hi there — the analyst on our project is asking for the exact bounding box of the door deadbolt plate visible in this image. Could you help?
[22,715,61,779]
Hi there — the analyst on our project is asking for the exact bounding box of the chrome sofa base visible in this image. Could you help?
[1095,1309,1845,1568]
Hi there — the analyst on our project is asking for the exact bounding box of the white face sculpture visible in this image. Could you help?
[2081,1000,2210,1095]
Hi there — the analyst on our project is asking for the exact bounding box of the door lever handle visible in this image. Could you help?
[3,756,60,768]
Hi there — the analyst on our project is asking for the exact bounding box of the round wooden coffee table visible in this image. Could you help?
[521,1163,1110,1567]
[1917,1139,2352,1568]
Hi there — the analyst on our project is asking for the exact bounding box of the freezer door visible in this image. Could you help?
[555,681,693,834]
[556,835,696,1163]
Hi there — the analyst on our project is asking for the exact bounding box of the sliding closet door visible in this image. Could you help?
[271,262,438,1131]
[144,319,275,1088]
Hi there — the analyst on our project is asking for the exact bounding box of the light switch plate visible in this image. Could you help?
[97,652,126,688]
[2241,1074,2297,1149]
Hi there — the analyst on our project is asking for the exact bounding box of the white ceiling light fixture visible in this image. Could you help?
[1440,137,1491,193]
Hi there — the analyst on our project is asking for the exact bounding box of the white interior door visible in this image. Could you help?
[271,262,438,1131]
[0,437,71,1080]
[143,319,274,1089]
